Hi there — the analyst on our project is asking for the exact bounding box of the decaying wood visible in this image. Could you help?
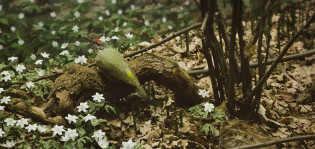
[39,53,203,123]
[231,134,315,149]
[7,98,66,125]
[129,53,203,106]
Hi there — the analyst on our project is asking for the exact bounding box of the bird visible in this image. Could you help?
[95,46,148,100]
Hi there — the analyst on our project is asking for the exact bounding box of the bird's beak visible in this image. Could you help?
[94,39,102,43]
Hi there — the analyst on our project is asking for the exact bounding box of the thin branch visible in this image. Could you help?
[6,72,63,86]
[124,23,202,58]
[187,49,315,75]
[230,134,315,149]
[201,13,209,33]
[249,14,315,99]
[193,0,201,11]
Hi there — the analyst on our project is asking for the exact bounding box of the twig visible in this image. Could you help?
[6,72,63,85]
[193,0,201,10]
[124,23,202,58]
[249,14,315,99]
[187,49,315,75]
[230,134,315,149]
[200,13,209,33]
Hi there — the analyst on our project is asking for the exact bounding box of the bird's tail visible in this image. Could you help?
[136,85,149,100]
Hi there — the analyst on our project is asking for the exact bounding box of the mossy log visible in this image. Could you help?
[129,53,203,106]
[41,53,202,120]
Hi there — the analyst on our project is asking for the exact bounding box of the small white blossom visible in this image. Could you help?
[0,128,5,137]
[8,56,18,62]
[50,12,56,17]
[0,105,4,110]
[185,0,190,6]
[35,59,43,65]
[18,39,24,45]
[114,27,119,32]
[38,21,44,27]
[0,44,3,50]
[204,102,215,113]
[25,123,38,132]
[0,88,4,93]
[100,36,110,42]
[61,134,70,142]
[10,26,16,32]
[2,74,12,82]
[162,17,167,23]
[25,81,35,88]
[16,118,29,128]
[2,140,15,148]
[60,50,69,56]
[72,25,79,32]
[74,55,87,65]
[84,114,96,122]
[122,139,137,149]
[65,114,78,124]
[66,128,78,141]
[123,22,127,27]
[61,43,68,49]
[16,64,26,72]
[18,13,25,19]
[51,125,65,135]
[92,92,105,102]
[118,9,123,14]
[125,33,133,39]
[77,0,84,3]
[130,4,135,10]
[29,0,35,3]
[38,125,48,133]
[52,41,58,47]
[51,30,56,34]
[77,102,89,112]
[88,49,93,53]
[199,89,210,98]
[4,118,16,126]
[97,138,109,149]
[92,130,106,141]
[98,16,103,21]
[1,71,9,76]
[37,69,45,76]
[41,52,49,58]
[75,41,80,46]
[111,0,117,4]
[144,20,150,26]
[1,96,11,104]
[105,10,110,16]
[30,54,36,60]
[168,25,173,30]
[111,36,119,40]
[0,5,2,11]
[74,11,80,18]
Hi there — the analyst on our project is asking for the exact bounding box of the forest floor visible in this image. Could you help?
[1,0,314,149]
[109,28,315,148]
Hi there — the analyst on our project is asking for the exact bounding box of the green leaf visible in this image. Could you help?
[77,127,86,137]
[77,136,92,148]
[0,18,9,25]
[200,123,216,136]
[188,105,207,119]
[91,118,107,127]
[104,105,116,114]
[212,109,227,123]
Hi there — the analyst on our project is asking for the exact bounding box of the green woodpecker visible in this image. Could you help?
[95,46,148,99]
